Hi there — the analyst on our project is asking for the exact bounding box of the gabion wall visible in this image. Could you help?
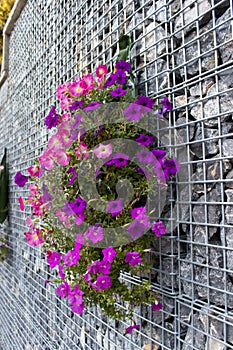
[0,0,233,349]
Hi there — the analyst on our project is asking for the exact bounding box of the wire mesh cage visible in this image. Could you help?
[0,0,233,349]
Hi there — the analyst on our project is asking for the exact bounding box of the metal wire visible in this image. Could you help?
[0,0,233,349]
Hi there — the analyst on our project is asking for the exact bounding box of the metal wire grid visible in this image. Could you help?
[0,0,232,349]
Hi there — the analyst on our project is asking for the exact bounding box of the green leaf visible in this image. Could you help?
[0,148,8,223]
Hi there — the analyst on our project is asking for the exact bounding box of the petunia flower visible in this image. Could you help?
[124,103,142,121]
[93,143,112,159]
[67,167,77,185]
[163,158,182,176]
[131,206,146,219]
[75,142,88,160]
[56,281,70,298]
[96,64,108,78]
[63,249,80,267]
[83,102,101,111]
[106,199,123,217]
[126,220,147,239]
[104,73,117,87]
[14,171,28,187]
[95,275,112,290]
[28,165,41,177]
[136,134,154,147]
[135,95,154,109]
[45,106,59,129]
[85,224,104,244]
[18,196,25,211]
[24,229,44,246]
[125,324,140,334]
[151,221,166,237]
[47,250,61,268]
[161,96,172,112]
[110,86,127,97]
[69,80,84,97]
[152,302,163,311]
[115,60,131,72]
[70,100,84,111]
[102,246,117,263]
[124,252,142,266]
[136,149,155,164]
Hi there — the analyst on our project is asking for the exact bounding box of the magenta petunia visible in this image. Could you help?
[161,96,172,112]
[136,149,155,164]
[124,252,142,266]
[96,64,108,78]
[59,265,65,280]
[83,102,101,111]
[102,246,117,263]
[28,165,41,177]
[68,196,86,215]
[70,100,84,111]
[151,149,166,164]
[106,199,123,217]
[152,302,163,311]
[45,106,59,129]
[151,221,166,237]
[95,275,112,290]
[63,249,80,266]
[126,220,147,239]
[75,142,88,160]
[47,250,61,269]
[69,80,84,97]
[125,324,140,334]
[131,206,146,219]
[56,282,70,298]
[98,261,111,274]
[67,167,77,185]
[14,171,28,187]
[163,158,182,175]
[18,196,25,211]
[85,224,104,244]
[104,73,117,87]
[116,70,128,85]
[115,60,131,72]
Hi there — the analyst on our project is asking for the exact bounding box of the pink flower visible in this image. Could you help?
[95,275,112,290]
[93,143,112,159]
[96,64,108,78]
[60,96,73,110]
[85,225,104,244]
[63,249,80,266]
[24,229,44,246]
[53,148,70,166]
[28,184,39,195]
[59,265,65,280]
[18,197,25,211]
[151,221,166,237]
[131,206,146,219]
[124,252,142,266]
[106,199,123,217]
[56,82,71,100]
[75,142,88,160]
[47,250,61,268]
[56,282,70,298]
[39,149,54,170]
[28,165,41,177]
[102,246,117,263]
[125,324,140,334]
[80,73,94,92]
[75,234,84,251]
[26,216,34,229]
[69,80,84,97]
[152,302,163,311]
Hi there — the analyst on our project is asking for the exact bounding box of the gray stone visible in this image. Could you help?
[182,314,206,350]
[180,253,197,297]
[157,257,178,290]
[193,187,221,237]
[225,189,233,224]
[138,59,168,95]
[226,170,233,189]
[191,124,219,158]
[190,79,215,97]
[174,0,211,38]
[176,21,215,76]
[218,67,233,89]
[176,117,195,143]
[222,139,233,158]
[216,9,233,64]
[146,0,167,23]
[190,81,233,126]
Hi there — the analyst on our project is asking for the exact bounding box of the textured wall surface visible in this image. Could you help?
[0,0,233,349]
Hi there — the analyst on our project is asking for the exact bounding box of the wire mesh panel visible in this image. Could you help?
[0,0,232,349]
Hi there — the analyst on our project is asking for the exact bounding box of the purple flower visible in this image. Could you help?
[98,261,111,274]
[106,153,129,167]
[110,86,127,97]
[63,249,80,266]
[88,260,101,274]
[115,60,131,72]
[71,302,85,314]
[163,158,181,175]
[67,167,77,185]
[83,102,101,111]
[131,206,146,219]
[70,100,84,111]
[136,149,155,164]
[136,134,154,146]
[45,106,59,129]
[104,73,117,87]
[135,95,154,109]
[161,96,172,112]
[151,221,166,237]
[68,196,86,215]
[85,224,104,244]
[135,166,151,179]
[68,284,85,314]
[125,252,142,266]
[151,149,166,164]
[75,234,84,251]
[47,251,61,269]
[102,246,117,263]
[126,220,147,239]
[106,199,123,217]
[56,282,70,298]
[152,302,163,311]
[95,275,112,290]
[59,265,65,280]
[125,324,140,334]
[124,103,142,121]
[14,171,28,187]
[116,70,128,85]
[136,213,150,228]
